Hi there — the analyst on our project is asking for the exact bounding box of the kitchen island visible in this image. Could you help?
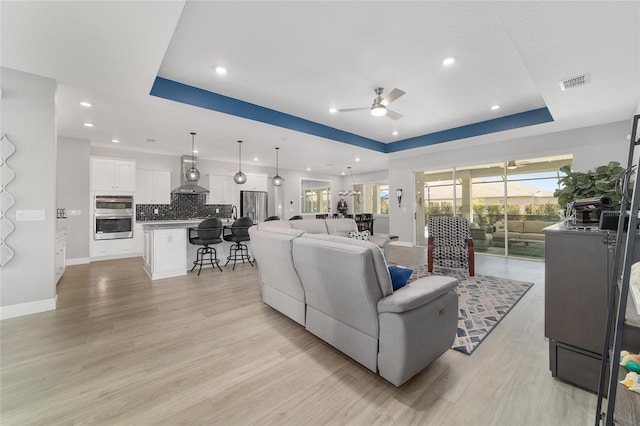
[141,219,237,280]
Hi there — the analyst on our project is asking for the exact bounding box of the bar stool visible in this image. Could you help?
[188,218,223,275]
[223,216,254,270]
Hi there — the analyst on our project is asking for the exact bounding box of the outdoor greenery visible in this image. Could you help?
[427,200,559,227]
[553,161,629,209]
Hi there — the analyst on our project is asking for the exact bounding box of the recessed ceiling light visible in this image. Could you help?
[83,122,94,127]
[253,156,259,161]
[329,108,337,114]
[215,66,227,75]
[392,130,399,136]
[306,167,311,171]
[491,104,501,110]
[341,171,346,176]
[442,57,456,66]
[111,139,119,143]
[193,149,198,153]
[80,101,92,107]
[355,157,360,162]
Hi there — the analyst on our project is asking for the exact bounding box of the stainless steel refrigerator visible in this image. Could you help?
[240,190,268,223]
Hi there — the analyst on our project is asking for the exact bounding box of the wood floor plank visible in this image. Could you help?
[0,249,598,425]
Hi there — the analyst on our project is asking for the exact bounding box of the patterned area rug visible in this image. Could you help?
[408,265,534,355]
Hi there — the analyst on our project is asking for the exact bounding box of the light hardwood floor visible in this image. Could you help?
[1,246,596,425]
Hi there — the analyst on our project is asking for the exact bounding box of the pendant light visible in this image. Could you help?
[185,132,200,181]
[233,140,247,184]
[272,147,284,187]
[338,166,361,197]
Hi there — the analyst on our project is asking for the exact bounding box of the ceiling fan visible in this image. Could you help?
[507,160,533,170]
[337,87,405,120]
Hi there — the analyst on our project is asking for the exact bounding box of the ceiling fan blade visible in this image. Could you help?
[380,88,405,106]
[386,109,403,120]
[337,107,369,112]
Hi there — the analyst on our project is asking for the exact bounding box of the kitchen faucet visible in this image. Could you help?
[231,205,238,220]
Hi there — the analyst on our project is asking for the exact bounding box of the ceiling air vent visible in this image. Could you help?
[559,73,590,91]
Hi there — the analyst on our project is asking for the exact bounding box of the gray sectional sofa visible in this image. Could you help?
[492,219,558,247]
[249,218,459,386]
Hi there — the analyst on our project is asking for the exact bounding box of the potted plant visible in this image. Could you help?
[553,161,630,210]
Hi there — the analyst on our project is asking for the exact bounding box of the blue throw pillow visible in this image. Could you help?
[388,265,413,291]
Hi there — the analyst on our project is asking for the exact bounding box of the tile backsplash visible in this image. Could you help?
[137,193,232,221]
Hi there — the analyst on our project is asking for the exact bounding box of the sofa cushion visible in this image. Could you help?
[300,233,393,297]
[348,230,370,241]
[377,275,458,313]
[289,219,328,234]
[257,220,292,230]
[507,220,525,233]
[325,218,358,237]
[388,265,413,290]
[523,220,555,234]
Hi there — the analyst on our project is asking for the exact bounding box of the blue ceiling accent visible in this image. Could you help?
[150,76,554,154]
[387,107,554,152]
[150,77,386,152]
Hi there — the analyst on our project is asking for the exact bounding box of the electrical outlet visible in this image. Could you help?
[154,208,159,214]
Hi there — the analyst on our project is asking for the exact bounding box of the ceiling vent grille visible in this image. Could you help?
[559,73,590,91]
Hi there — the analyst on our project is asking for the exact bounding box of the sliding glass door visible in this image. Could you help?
[414,155,572,260]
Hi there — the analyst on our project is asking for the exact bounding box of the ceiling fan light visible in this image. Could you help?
[371,105,387,117]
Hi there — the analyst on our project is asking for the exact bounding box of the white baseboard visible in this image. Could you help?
[1,297,56,320]
[66,257,90,265]
[90,253,139,262]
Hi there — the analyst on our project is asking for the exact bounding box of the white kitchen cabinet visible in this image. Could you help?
[243,172,268,192]
[90,238,135,259]
[143,227,187,280]
[55,229,66,284]
[91,157,136,192]
[136,170,171,204]
[134,223,144,254]
[208,175,236,205]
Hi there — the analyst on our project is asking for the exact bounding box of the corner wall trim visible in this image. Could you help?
[0,297,56,320]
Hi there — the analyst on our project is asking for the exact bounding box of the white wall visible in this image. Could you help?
[57,136,90,262]
[1,67,57,318]
[388,120,632,243]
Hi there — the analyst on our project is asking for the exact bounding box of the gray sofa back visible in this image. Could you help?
[293,234,393,371]
[249,225,306,325]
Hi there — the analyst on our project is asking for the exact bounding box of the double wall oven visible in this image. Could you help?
[94,195,134,240]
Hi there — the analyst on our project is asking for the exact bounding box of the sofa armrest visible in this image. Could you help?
[377,275,458,314]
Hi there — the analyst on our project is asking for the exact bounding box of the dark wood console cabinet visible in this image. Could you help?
[545,226,613,392]
[544,225,640,392]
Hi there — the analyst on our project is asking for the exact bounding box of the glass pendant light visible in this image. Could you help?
[272,147,284,186]
[233,140,247,184]
[185,132,200,181]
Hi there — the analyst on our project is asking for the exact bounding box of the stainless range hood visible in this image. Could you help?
[171,155,209,194]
